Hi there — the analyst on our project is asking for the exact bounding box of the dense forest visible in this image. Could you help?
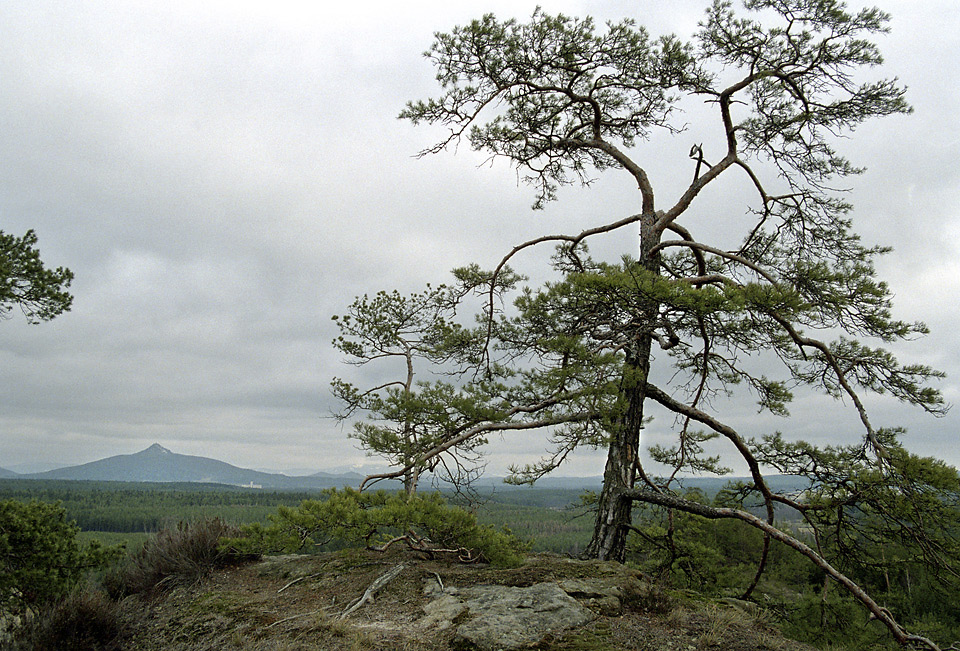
[0,480,595,553]
[0,480,315,534]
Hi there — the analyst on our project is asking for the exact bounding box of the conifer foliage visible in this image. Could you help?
[0,229,73,324]
[0,499,119,617]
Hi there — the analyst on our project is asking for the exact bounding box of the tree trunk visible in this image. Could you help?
[582,335,650,560]
[584,212,659,561]
[402,348,417,496]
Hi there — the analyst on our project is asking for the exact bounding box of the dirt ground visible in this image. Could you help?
[121,549,821,651]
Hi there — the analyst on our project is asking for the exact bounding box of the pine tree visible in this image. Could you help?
[336,3,954,647]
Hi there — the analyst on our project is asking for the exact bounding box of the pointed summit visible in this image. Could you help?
[21,443,374,489]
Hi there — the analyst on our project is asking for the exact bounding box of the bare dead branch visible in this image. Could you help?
[277,572,324,595]
[338,563,406,620]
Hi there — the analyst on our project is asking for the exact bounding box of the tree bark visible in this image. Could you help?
[584,211,659,561]
[583,338,649,560]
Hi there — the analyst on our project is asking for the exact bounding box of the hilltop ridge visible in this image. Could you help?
[11,443,364,490]
[121,549,820,651]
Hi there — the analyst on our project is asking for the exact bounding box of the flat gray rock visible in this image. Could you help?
[425,582,595,651]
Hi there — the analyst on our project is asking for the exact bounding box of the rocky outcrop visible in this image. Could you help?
[419,579,602,650]
[556,578,625,616]
[117,551,825,651]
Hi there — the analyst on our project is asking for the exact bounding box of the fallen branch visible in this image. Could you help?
[277,572,324,594]
[266,608,327,629]
[369,529,484,563]
[370,529,439,555]
[338,563,406,620]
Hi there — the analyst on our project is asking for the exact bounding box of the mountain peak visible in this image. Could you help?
[21,443,393,490]
[143,443,172,455]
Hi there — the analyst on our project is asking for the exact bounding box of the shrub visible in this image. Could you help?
[224,488,529,566]
[105,518,251,597]
[0,499,122,617]
[10,584,125,651]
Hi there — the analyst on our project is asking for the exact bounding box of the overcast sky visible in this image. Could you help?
[1,0,957,477]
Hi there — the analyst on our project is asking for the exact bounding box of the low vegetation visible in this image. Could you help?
[224,487,530,567]
[5,510,249,650]
[10,585,124,651]
[0,499,121,620]
[2,482,959,649]
[103,518,253,598]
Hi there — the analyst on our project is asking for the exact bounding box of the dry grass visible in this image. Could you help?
[104,518,253,598]
[10,584,125,651]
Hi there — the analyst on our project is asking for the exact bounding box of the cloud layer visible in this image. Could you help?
[1,0,957,476]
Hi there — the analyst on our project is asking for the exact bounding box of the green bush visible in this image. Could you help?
[104,518,252,597]
[0,499,121,617]
[225,488,529,566]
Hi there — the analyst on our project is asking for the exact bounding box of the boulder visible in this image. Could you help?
[557,578,624,616]
[420,581,596,651]
[419,593,468,630]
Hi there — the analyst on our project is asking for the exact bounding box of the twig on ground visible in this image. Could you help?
[338,563,406,620]
[265,609,327,629]
[277,572,324,594]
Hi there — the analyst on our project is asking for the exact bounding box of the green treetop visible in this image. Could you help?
[0,229,73,324]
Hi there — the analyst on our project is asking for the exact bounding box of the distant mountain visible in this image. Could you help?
[253,466,324,477]
[20,444,367,490]
[310,470,364,480]
[466,475,603,491]
[6,461,68,474]
[676,474,811,495]
[6,443,808,496]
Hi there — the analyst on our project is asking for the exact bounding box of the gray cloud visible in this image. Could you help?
[1,0,957,476]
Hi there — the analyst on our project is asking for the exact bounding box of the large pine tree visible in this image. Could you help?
[334,3,956,647]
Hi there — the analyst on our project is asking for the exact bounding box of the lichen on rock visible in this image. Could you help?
[419,581,596,650]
